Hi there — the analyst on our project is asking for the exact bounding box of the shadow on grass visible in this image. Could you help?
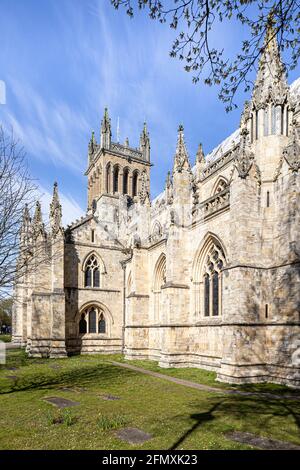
[170,402,223,450]
[170,394,300,450]
[0,362,139,395]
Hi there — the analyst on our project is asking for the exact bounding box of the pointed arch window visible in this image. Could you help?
[204,274,210,317]
[98,313,106,333]
[79,306,107,334]
[202,244,224,317]
[132,171,138,197]
[123,168,129,195]
[106,163,111,193]
[193,238,226,318]
[89,308,97,333]
[113,165,119,193]
[153,254,166,322]
[84,255,101,288]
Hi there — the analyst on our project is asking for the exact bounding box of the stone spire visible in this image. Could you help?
[32,201,45,238]
[88,130,96,165]
[139,122,150,161]
[100,107,111,149]
[20,204,31,247]
[173,125,191,174]
[252,16,289,106]
[50,182,63,237]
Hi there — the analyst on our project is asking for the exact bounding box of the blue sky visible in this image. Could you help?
[1,0,300,225]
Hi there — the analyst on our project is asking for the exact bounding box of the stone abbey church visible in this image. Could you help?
[13,27,300,387]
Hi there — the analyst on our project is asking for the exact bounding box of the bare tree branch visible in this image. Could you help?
[110,0,300,110]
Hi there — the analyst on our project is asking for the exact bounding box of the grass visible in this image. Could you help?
[110,355,299,395]
[0,349,299,450]
[97,413,128,431]
[0,335,11,343]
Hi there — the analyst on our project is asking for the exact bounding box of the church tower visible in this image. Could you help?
[85,108,151,211]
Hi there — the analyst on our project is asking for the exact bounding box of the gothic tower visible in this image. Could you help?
[85,108,151,212]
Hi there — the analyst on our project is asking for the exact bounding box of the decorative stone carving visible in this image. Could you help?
[139,171,150,205]
[235,129,255,178]
[281,124,300,173]
[173,125,191,173]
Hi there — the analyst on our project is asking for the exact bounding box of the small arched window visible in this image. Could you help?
[98,313,106,334]
[113,166,119,193]
[132,171,138,197]
[106,163,111,193]
[89,308,97,333]
[84,255,100,288]
[123,168,129,195]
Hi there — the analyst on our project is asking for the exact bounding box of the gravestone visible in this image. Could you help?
[227,431,300,450]
[116,427,152,445]
[43,397,80,408]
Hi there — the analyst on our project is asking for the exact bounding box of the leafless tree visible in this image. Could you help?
[0,126,38,300]
[110,0,300,110]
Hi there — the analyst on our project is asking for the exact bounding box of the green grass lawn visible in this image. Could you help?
[0,335,11,343]
[0,350,299,450]
[112,355,299,395]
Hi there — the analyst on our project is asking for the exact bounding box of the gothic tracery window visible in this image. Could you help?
[79,307,107,334]
[202,244,225,317]
[84,255,100,288]
[213,178,227,195]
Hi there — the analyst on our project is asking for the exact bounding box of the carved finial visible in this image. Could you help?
[173,125,191,173]
[50,181,62,236]
[140,122,150,161]
[124,137,129,147]
[235,129,255,178]
[100,107,111,149]
[195,143,205,181]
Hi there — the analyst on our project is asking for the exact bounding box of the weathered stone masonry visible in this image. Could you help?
[13,25,300,387]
